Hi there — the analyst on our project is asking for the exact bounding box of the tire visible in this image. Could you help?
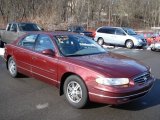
[0,40,4,48]
[64,75,88,108]
[151,47,156,51]
[125,40,134,49]
[97,38,104,46]
[8,57,19,78]
[138,46,146,49]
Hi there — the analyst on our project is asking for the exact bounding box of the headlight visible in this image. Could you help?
[138,39,142,42]
[96,77,129,86]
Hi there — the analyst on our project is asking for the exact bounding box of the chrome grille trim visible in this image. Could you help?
[133,72,150,84]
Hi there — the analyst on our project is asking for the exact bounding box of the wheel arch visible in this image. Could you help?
[98,37,104,41]
[125,39,133,44]
[97,37,104,45]
[6,55,12,69]
[125,39,134,47]
[59,72,88,96]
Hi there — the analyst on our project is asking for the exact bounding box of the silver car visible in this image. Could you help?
[150,42,160,51]
[94,26,147,49]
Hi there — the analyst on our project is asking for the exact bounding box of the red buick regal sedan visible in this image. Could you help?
[4,32,155,108]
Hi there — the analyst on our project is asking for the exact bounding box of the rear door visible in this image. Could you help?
[31,34,58,86]
[96,28,114,44]
[2,23,12,42]
[4,23,19,43]
[103,28,116,44]
[14,34,38,76]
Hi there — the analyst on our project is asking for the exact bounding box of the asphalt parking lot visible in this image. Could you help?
[0,47,160,120]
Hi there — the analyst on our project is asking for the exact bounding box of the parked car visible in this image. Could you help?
[137,32,154,45]
[150,41,160,51]
[67,25,94,38]
[4,32,155,108]
[0,22,43,47]
[94,26,147,49]
[137,32,160,46]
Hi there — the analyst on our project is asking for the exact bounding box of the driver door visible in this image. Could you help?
[114,28,127,45]
[31,34,58,86]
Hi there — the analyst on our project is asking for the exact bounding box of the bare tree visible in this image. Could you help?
[0,0,160,30]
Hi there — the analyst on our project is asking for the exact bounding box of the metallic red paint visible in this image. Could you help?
[4,32,155,105]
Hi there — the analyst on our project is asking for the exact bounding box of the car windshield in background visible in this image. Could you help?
[75,26,85,32]
[18,23,41,31]
[123,28,137,35]
[55,35,106,56]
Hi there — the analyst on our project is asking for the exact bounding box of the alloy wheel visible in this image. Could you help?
[67,81,82,103]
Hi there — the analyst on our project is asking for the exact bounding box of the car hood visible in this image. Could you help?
[131,34,144,39]
[65,52,148,78]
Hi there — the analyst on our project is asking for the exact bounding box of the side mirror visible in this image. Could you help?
[41,49,55,56]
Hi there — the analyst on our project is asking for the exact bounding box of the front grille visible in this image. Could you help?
[141,39,146,42]
[133,72,150,84]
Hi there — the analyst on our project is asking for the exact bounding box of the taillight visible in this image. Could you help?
[92,32,96,38]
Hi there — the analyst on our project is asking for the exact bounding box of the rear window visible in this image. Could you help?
[18,23,41,31]
[18,34,38,49]
[97,27,116,34]
[107,28,116,34]
[97,28,106,33]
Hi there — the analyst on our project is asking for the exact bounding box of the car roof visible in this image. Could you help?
[122,27,132,29]
[98,26,121,29]
[26,31,76,36]
[9,22,37,25]
[68,25,83,27]
[98,26,132,29]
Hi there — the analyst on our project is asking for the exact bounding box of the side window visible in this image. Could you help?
[10,24,17,32]
[106,28,116,34]
[97,28,106,33]
[98,28,116,34]
[35,34,54,52]
[18,34,37,49]
[116,29,125,35]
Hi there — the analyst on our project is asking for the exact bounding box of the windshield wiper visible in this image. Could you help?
[66,54,85,57]
[66,52,106,57]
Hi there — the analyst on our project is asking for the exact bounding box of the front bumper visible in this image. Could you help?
[135,42,147,47]
[88,77,155,105]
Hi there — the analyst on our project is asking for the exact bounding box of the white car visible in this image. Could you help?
[150,42,160,51]
[94,27,147,49]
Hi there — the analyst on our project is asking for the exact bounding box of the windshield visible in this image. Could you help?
[123,28,137,35]
[55,35,106,56]
[18,23,41,31]
[75,26,85,32]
